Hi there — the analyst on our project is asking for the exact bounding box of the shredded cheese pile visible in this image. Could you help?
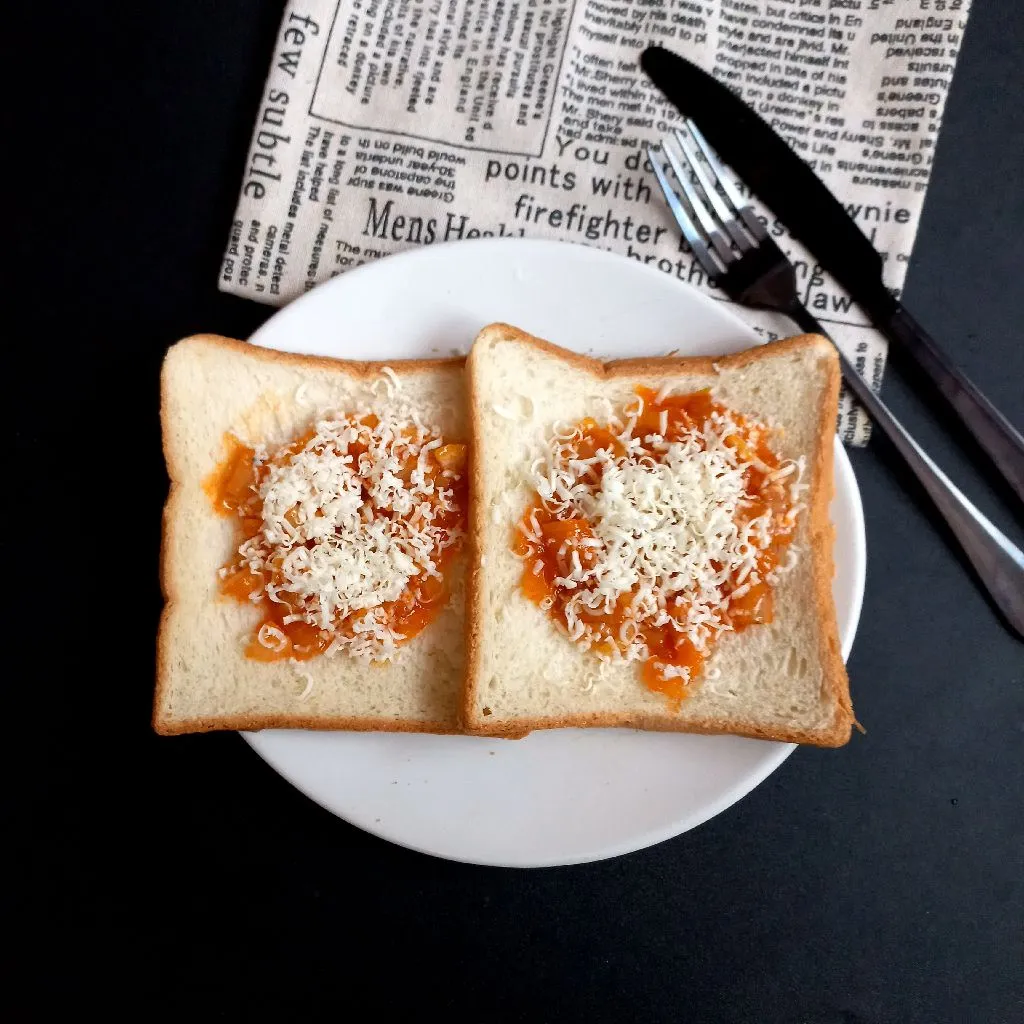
[522,395,805,676]
[233,392,463,662]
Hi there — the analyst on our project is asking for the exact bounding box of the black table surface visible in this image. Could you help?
[22,2,1022,1019]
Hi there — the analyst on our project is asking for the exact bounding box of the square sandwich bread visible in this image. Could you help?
[463,324,852,746]
[156,334,469,735]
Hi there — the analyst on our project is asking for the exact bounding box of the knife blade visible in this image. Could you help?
[640,45,1024,505]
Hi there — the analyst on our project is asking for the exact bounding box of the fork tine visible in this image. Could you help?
[645,143,720,280]
[672,129,751,252]
[660,138,734,266]
[684,121,746,209]
[685,119,766,242]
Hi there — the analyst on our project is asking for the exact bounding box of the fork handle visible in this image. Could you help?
[879,303,1024,506]
[788,304,1024,640]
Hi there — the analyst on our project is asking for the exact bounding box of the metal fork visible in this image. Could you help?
[647,123,1024,638]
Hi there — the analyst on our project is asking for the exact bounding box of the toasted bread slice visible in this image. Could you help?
[156,335,468,736]
[465,324,852,746]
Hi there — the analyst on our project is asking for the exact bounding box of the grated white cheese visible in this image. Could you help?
[491,394,535,422]
[523,397,803,667]
[234,400,463,662]
[257,623,288,653]
[289,660,315,701]
[380,366,402,393]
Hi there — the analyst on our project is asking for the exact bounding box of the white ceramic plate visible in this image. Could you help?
[245,238,865,867]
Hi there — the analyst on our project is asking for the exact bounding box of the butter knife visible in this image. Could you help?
[640,45,1024,505]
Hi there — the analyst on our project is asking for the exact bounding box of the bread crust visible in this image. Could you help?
[155,333,467,737]
[464,324,851,747]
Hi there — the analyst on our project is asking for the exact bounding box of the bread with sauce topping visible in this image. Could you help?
[464,324,852,746]
[156,334,470,735]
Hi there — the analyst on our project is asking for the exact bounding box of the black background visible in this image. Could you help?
[19,2,1023,1020]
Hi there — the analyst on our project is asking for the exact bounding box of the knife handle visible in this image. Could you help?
[879,304,1024,506]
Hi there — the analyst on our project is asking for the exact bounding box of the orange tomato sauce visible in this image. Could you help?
[205,422,467,663]
[513,387,795,707]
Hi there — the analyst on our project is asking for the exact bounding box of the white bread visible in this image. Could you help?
[464,324,852,747]
[156,334,468,735]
